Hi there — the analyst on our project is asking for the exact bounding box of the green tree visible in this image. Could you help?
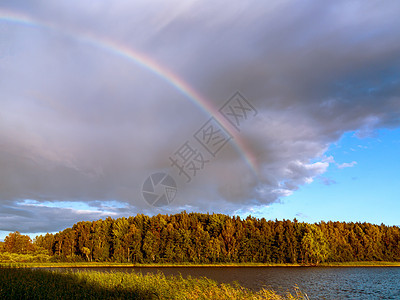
[301,224,329,264]
[82,246,91,261]
[21,213,400,264]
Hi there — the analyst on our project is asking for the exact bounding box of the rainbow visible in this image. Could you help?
[0,9,258,175]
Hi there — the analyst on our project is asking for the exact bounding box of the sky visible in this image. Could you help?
[0,0,399,240]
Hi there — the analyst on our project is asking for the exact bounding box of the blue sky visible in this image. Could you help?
[0,1,400,240]
[260,128,400,226]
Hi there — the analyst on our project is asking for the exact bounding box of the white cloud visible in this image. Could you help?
[337,161,358,169]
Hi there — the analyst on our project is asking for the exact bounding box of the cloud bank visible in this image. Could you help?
[0,0,399,234]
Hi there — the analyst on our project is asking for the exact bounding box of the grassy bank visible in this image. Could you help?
[319,261,400,267]
[2,261,399,268]
[2,262,302,268]
[0,267,306,300]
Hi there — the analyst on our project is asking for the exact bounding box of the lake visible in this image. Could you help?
[45,266,400,299]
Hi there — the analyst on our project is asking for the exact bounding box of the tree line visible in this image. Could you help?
[2,212,400,264]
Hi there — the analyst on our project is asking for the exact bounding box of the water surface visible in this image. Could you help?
[45,266,400,299]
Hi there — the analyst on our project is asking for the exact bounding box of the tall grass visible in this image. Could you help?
[0,266,308,299]
[0,252,53,263]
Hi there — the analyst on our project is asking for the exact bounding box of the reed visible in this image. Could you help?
[0,266,308,300]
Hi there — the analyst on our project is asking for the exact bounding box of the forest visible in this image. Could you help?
[1,212,400,264]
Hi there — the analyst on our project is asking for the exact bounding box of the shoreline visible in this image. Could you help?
[4,261,400,268]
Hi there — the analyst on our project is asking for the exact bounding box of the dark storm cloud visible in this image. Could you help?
[0,0,399,234]
[0,200,123,233]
